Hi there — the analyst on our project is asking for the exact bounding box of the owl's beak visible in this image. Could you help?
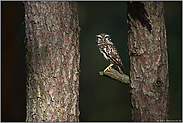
[102,39,104,42]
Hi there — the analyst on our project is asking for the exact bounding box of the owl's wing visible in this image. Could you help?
[103,44,125,73]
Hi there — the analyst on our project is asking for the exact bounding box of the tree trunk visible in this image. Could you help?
[127,2,169,121]
[24,1,80,122]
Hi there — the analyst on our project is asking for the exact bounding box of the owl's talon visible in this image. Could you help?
[103,63,114,72]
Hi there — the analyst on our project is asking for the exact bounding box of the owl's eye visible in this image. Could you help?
[97,37,101,41]
[105,36,109,41]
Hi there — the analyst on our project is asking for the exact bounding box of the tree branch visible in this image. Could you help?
[99,68,130,85]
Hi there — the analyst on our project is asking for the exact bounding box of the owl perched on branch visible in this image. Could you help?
[96,33,125,74]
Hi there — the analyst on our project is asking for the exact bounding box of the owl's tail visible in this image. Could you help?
[118,64,125,74]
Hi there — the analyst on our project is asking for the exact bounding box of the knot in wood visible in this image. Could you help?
[155,78,163,87]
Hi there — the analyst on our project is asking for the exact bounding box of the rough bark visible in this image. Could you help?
[127,2,169,121]
[99,1,169,122]
[24,1,80,122]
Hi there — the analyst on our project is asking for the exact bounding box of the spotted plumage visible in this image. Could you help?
[96,33,124,74]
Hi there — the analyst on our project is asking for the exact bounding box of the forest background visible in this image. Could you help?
[2,2,181,121]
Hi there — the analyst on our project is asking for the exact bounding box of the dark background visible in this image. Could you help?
[2,2,181,121]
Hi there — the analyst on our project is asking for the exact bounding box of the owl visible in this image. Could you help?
[96,33,125,74]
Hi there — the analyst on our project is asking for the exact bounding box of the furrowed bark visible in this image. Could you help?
[127,2,169,121]
[24,1,80,122]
